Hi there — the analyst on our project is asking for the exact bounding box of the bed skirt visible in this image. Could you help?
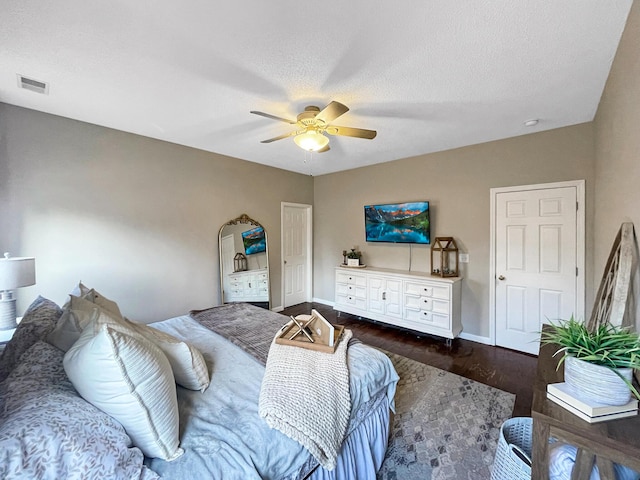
[308,393,391,480]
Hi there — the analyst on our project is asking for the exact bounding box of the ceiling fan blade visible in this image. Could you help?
[325,125,377,139]
[317,144,331,153]
[315,101,349,124]
[260,131,297,143]
[250,111,296,124]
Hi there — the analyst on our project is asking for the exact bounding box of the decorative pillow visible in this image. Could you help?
[82,288,122,317]
[46,295,102,352]
[0,341,157,480]
[63,321,183,461]
[62,281,92,308]
[46,308,96,352]
[0,296,62,382]
[126,320,210,392]
[61,283,122,317]
[72,280,92,297]
[93,310,209,392]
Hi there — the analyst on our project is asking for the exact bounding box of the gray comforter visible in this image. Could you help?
[145,312,398,480]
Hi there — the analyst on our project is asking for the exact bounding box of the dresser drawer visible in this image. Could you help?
[405,295,432,311]
[405,282,433,297]
[336,271,366,286]
[405,307,450,329]
[405,307,432,323]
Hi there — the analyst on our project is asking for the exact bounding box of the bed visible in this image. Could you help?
[0,292,399,480]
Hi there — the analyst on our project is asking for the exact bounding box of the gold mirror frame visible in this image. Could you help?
[218,214,270,309]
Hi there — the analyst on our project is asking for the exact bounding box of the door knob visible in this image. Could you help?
[498,275,505,280]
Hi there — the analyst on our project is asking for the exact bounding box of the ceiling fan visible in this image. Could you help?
[250,101,377,153]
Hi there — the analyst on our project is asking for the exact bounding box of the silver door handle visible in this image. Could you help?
[498,275,505,281]
[382,292,386,300]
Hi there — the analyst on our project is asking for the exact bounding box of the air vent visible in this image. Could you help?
[17,74,49,95]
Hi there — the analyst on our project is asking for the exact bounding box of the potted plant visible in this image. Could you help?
[541,316,640,405]
[346,248,362,267]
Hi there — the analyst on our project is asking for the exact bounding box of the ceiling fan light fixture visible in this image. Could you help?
[294,131,329,152]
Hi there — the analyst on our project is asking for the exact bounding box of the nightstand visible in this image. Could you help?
[0,326,16,344]
[0,317,20,345]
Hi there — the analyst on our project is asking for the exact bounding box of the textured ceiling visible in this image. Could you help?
[0,1,632,176]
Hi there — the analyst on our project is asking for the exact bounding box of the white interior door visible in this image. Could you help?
[221,234,235,303]
[492,181,584,355]
[282,203,312,308]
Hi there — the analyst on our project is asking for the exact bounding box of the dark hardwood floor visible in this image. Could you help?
[281,302,537,417]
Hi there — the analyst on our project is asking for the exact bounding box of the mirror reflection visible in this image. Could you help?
[219,214,270,309]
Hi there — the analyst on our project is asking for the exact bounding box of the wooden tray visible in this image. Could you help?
[275,321,345,353]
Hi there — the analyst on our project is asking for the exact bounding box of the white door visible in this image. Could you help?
[221,234,235,303]
[282,203,312,307]
[493,181,584,355]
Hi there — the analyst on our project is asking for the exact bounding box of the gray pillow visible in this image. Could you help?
[0,296,62,382]
[0,341,157,480]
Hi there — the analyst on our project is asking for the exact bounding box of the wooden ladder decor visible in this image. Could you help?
[587,222,635,331]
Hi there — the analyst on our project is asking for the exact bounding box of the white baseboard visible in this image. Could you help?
[312,297,334,306]
[274,298,331,312]
[459,331,492,345]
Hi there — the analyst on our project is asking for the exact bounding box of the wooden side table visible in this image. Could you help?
[531,325,640,479]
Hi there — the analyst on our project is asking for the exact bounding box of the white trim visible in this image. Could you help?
[281,202,313,308]
[489,179,586,346]
[312,297,334,306]
[458,332,492,345]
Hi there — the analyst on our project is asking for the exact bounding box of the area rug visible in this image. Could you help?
[378,351,515,480]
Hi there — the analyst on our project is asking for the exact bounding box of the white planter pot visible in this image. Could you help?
[564,355,633,406]
[347,259,360,267]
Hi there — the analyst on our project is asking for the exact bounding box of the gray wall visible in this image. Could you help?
[0,103,314,321]
[313,124,596,339]
[593,0,640,330]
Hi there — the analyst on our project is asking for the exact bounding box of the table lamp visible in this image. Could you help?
[0,252,36,330]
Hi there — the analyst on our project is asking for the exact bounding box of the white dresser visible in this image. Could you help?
[334,266,462,339]
[226,269,269,303]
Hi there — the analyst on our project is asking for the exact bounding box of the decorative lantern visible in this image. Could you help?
[431,237,459,277]
[234,252,248,272]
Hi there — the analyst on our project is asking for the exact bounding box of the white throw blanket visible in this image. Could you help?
[258,328,353,471]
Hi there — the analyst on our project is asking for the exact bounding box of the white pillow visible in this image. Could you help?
[63,321,183,461]
[82,288,122,317]
[95,311,209,392]
[47,295,103,352]
[70,281,92,298]
[128,320,209,392]
[46,308,98,352]
[61,281,92,309]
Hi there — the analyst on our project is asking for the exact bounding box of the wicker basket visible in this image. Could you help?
[490,417,533,480]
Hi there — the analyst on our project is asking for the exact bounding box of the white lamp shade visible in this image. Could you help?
[0,257,36,290]
[294,131,329,152]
